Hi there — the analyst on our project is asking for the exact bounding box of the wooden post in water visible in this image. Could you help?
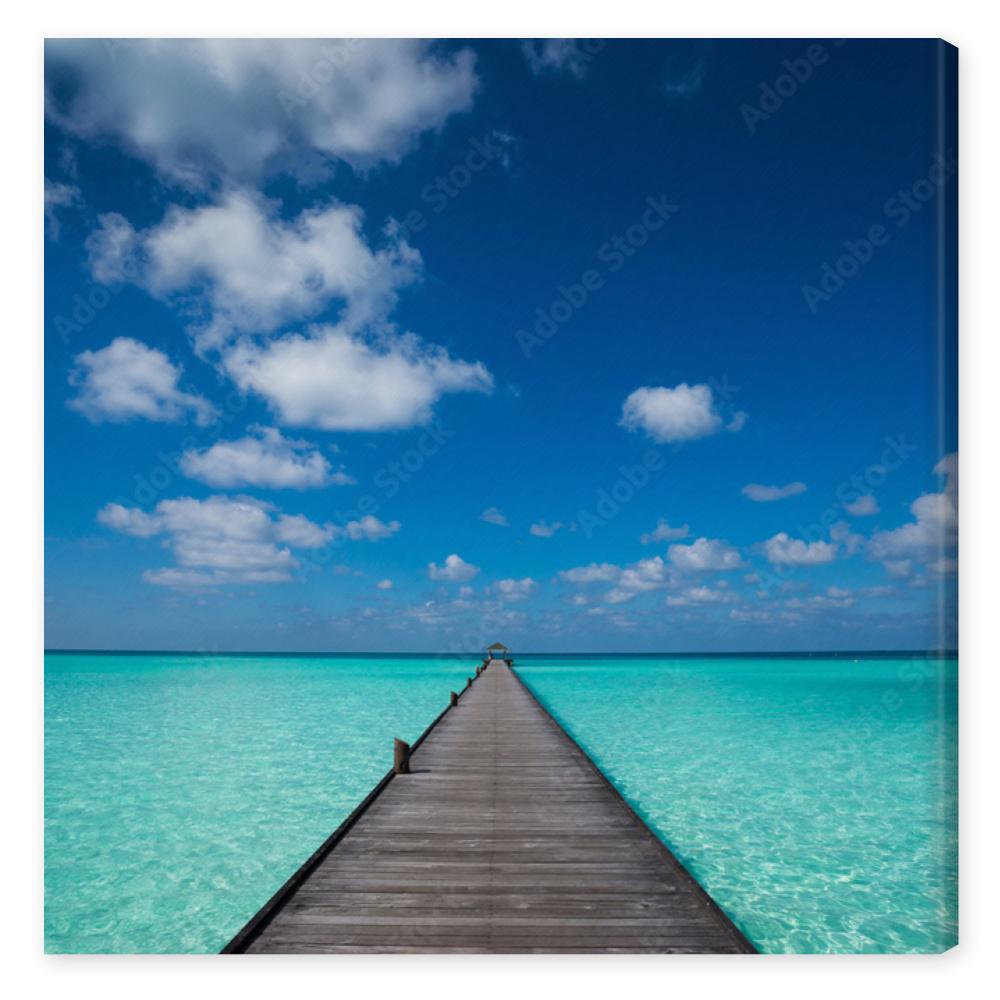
[393,738,411,774]
[450,690,459,707]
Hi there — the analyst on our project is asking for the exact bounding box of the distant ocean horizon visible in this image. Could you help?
[45,648,959,658]
[45,651,957,953]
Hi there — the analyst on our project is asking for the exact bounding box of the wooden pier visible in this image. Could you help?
[223,660,754,954]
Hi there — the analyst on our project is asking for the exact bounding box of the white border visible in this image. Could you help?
[7,2,997,995]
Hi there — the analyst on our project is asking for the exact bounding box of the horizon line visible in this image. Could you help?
[44,647,959,658]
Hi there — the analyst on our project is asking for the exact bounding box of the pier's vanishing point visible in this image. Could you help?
[224,654,754,954]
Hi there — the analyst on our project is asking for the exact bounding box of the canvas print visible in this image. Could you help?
[44,38,958,954]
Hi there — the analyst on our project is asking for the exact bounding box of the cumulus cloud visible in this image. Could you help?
[529,520,562,538]
[492,577,537,600]
[86,190,421,352]
[844,494,880,516]
[763,533,837,566]
[666,584,739,607]
[785,586,856,610]
[558,563,621,584]
[480,507,509,526]
[605,556,676,603]
[376,578,394,590]
[44,178,80,239]
[97,495,333,586]
[82,162,493,435]
[68,337,216,426]
[223,324,492,431]
[274,513,337,548]
[521,39,596,79]
[883,560,913,579]
[428,553,479,582]
[741,481,806,502]
[829,520,864,557]
[668,537,743,572]
[868,454,958,566]
[180,426,350,489]
[619,382,743,444]
[97,495,399,586]
[96,502,161,538]
[342,515,401,542]
[559,557,679,604]
[639,519,689,544]
[729,608,773,624]
[46,39,478,186]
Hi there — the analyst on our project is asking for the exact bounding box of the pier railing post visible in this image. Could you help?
[393,738,411,774]
[450,690,458,707]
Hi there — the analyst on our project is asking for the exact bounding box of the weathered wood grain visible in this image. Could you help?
[225,661,754,954]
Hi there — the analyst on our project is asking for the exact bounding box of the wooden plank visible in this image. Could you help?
[224,661,754,954]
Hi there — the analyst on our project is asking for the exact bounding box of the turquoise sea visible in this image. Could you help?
[44,652,957,954]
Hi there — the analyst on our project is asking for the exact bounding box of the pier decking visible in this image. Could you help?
[224,661,753,954]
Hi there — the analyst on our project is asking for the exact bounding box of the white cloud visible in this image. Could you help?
[928,556,958,576]
[666,585,739,607]
[529,520,562,538]
[619,382,742,444]
[96,502,161,538]
[47,39,478,186]
[844,494,880,516]
[480,507,509,527]
[558,562,621,584]
[607,556,674,601]
[97,495,398,587]
[142,568,219,588]
[343,515,401,542]
[883,560,913,579]
[44,178,80,239]
[428,553,479,582]
[829,520,864,556]
[729,608,773,624]
[180,426,350,489]
[668,537,743,572]
[763,533,837,566]
[741,481,806,502]
[274,513,336,548]
[785,586,856,610]
[521,40,594,78]
[492,577,537,600]
[68,337,216,426]
[376,578,394,590]
[223,324,492,431]
[87,190,421,352]
[868,454,958,565]
[98,495,333,585]
[639,519,689,544]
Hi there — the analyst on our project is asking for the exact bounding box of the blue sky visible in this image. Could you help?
[44,38,957,652]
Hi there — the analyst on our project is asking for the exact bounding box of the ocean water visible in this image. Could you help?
[44,652,473,953]
[518,655,958,953]
[45,652,957,954]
